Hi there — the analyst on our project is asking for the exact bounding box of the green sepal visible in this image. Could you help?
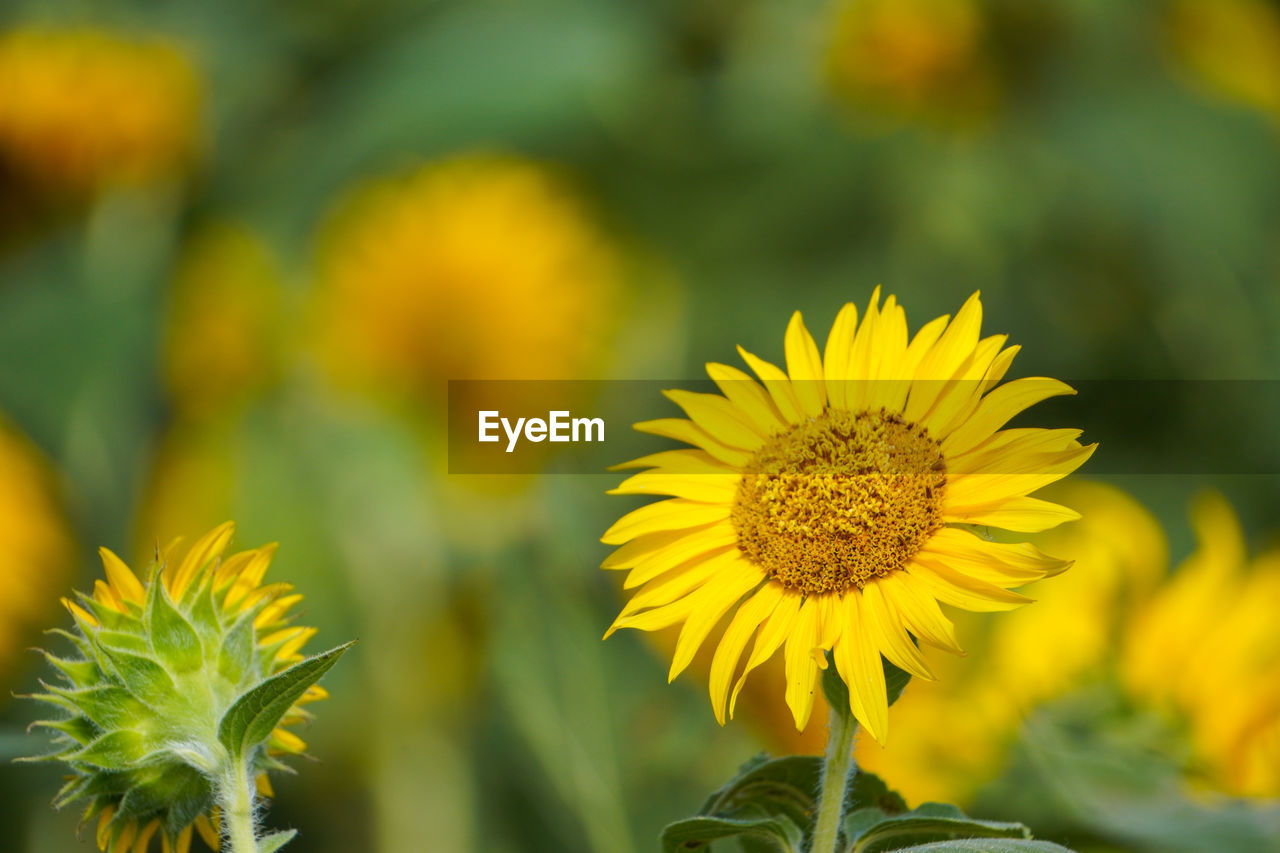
[43,628,98,666]
[44,684,150,731]
[842,802,1043,853]
[159,771,215,837]
[218,610,258,686]
[68,729,148,769]
[37,650,104,687]
[259,829,299,852]
[96,647,176,698]
[218,641,353,759]
[72,592,136,632]
[93,630,153,658]
[188,572,222,644]
[662,813,804,853]
[145,575,204,672]
[56,770,133,806]
[30,714,99,746]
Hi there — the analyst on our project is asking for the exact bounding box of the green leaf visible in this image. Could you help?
[844,803,1043,853]
[258,829,298,852]
[661,814,803,853]
[698,755,822,829]
[217,641,353,759]
[846,771,908,815]
[886,843,1074,852]
[146,573,204,672]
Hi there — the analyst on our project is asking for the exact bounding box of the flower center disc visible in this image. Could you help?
[731,407,946,595]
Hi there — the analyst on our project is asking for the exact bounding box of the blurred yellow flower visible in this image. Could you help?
[0,27,201,193]
[0,417,74,685]
[856,480,1166,804]
[165,223,285,421]
[857,483,1280,804]
[825,0,997,125]
[314,154,622,400]
[1165,0,1280,116]
[603,289,1093,744]
[1123,492,1280,798]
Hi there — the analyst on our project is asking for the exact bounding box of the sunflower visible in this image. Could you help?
[32,522,326,852]
[825,0,998,126]
[602,290,1094,743]
[0,27,201,193]
[1164,0,1280,117]
[313,153,621,399]
[1123,492,1280,797]
[854,481,1166,803]
[0,416,74,684]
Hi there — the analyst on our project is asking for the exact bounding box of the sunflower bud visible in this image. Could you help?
[22,522,351,853]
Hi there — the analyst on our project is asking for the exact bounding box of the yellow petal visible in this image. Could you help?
[944,444,1096,510]
[783,597,822,730]
[784,311,826,417]
[111,821,137,853]
[877,573,962,654]
[98,806,116,850]
[132,820,159,853]
[633,418,754,467]
[272,727,306,753]
[609,471,739,503]
[669,563,767,681]
[609,449,735,474]
[706,362,787,436]
[946,428,1083,475]
[729,589,802,716]
[602,526,719,570]
[608,550,737,635]
[941,378,1077,457]
[99,547,145,604]
[708,582,786,723]
[194,814,219,849]
[906,562,1033,612]
[913,291,983,381]
[861,581,934,680]
[169,521,235,600]
[663,389,767,450]
[257,773,275,797]
[622,524,738,589]
[822,302,859,410]
[944,496,1082,532]
[844,288,883,411]
[601,498,729,545]
[737,345,805,423]
[833,590,888,744]
[94,579,124,614]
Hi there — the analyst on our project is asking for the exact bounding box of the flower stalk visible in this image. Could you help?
[220,758,260,853]
[811,703,859,853]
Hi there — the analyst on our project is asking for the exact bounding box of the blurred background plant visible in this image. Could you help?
[1,0,1279,851]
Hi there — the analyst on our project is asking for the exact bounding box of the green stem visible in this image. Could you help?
[810,703,859,853]
[219,759,259,853]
